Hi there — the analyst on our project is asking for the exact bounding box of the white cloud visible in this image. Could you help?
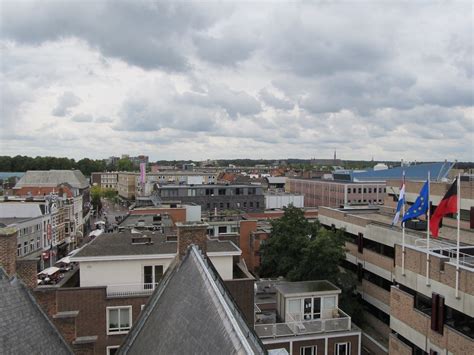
[0,1,472,161]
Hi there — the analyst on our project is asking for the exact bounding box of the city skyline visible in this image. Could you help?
[1,1,472,161]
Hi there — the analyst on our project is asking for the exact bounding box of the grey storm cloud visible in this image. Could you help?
[52,92,81,117]
[259,88,294,110]
[0,1,472,161]
[71,113,94,123]
[1,1,220,71]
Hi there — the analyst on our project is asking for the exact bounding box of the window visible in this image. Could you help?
[218,189,226,196]
[143,265,163,289]
[347,188,351,194]
[107,306,132,334]
[106,346,120,355]
[250,201,254,208]
[256,202,260,208]
[243,202,247,208]
[335,342,350,355]
[23,242,28,254]
[324,296,336,309]
[17,244,21,256]
[300,346,317,355]
[303,297,321,320]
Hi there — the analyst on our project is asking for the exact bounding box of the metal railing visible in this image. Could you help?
[414,238,474,268]
[254,309,351,338]
[106,283,158,297]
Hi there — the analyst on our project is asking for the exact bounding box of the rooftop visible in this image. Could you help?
[15,170,89,189]
[0,268,72,354]
[118,246,265,354]
[72,230,240,259]
[275,280,340,296]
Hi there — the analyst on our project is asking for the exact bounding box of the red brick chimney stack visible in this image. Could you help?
[0,227,17,276]
[176,222,209,258]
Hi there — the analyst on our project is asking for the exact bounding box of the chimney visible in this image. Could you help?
[176,222,209,258]
[0,227,17,276]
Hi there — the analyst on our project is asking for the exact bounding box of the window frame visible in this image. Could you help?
[335,342,351,355]
[106,345,120,355]
[106,306,132,335]
[300,345,317,355]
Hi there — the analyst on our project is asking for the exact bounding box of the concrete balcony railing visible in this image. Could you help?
[255,309,351,339]
[106,283,158,298]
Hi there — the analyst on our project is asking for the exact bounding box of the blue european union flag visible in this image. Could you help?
[401,180,429,223]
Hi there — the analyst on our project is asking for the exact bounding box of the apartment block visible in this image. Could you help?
[156,184,265,212]
[287,178,386,208]
[318,177,474,354]
[117,172,138,200]
[91,172,119,190]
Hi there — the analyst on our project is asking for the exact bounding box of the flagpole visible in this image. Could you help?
[401,171,406,276]
[455,173,461,298]
[425,171,431,286]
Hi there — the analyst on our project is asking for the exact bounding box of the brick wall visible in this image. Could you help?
[225,277,255,327]
[16,259,38,289]
[389,333,411,355]
[0,228,17,276]
[239,220,257,271]
[35,286,149,355]
[390,286,473,354]
[362,279,390,306]
[395,245,474,296]
[176,223,208,257]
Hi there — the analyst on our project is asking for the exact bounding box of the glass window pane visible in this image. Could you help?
[109,309,119,330]
[324,296,336,309]
[119,308,130,328]
[144,266,152,284]
[288,299,301,314]
[313,298,321,312]
[304,298,312,320]
[154,265,163,283]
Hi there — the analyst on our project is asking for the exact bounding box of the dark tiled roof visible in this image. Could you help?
[118,246,265,355]
[0,268,73,354]
[73,231,240,258]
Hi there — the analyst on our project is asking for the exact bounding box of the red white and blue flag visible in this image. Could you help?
[392,174,405,225]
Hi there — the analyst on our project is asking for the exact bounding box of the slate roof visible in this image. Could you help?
[0,268,73,355]
[118,246,266,355]
[15,170,89,189]
[0,202,44,218]
[351,162,453,182]
[72,231,240,259]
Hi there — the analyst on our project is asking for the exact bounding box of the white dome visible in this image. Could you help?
[373,163,388,171]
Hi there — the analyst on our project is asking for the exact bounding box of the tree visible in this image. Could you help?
[259,205,364,324]
[117,158,134,171]
[259,205,321,278]
[90,185,102,213]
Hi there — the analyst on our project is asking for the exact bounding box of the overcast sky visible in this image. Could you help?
[1,1,472,162]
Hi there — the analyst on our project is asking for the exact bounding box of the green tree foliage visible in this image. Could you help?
[90,185,102,212]
[0,155,106,176]
[259,205,364,324]
[117,158,134,171]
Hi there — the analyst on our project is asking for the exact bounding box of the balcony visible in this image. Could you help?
[106,283,158,298]
[255,309,351,339]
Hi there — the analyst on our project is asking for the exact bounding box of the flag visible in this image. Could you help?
[401,181,429,223]
[392,182,405,225]
[430,179,458,238]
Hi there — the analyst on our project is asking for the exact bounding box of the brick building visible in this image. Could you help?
[91,172,119,190]
[287,178,386,208]
[317,177,474,354]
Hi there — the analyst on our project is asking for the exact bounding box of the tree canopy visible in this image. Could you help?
[0,155,106,176]
[259,205,364,324]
